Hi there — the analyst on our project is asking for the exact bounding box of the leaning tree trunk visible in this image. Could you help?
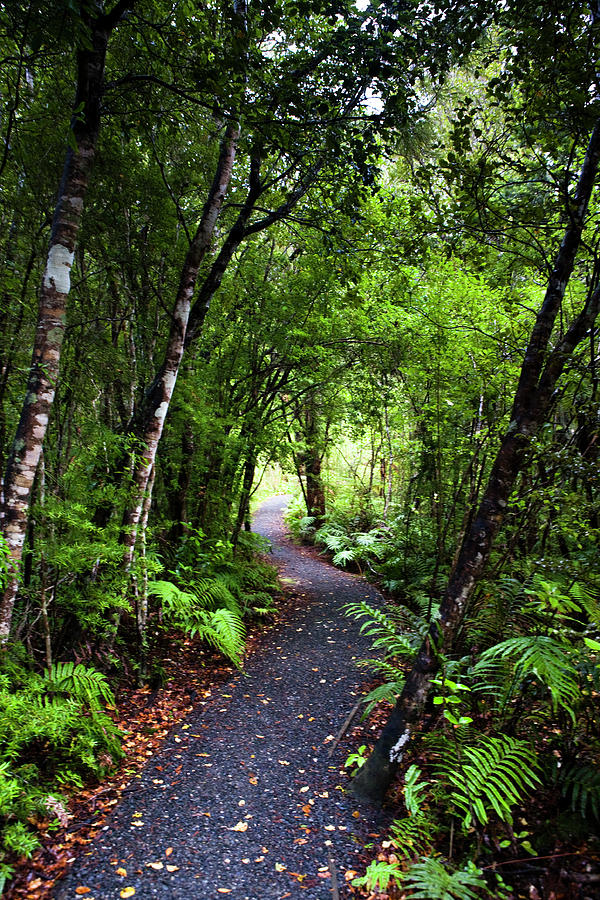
[0,1,132,643]
[121,122,240,571]
[352,117,600,804]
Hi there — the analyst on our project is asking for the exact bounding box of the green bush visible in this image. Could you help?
[0,651,122,880]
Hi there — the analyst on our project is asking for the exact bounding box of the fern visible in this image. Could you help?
[360,681,405,718]
[191,608,245,668]
[390,814,434,860]
[193,576,242,615]
[435,735,540,828]
[352,859,401,892]
[559,761,600,820]
[404,764,430,815]
[44,662,115,710]
[474,636,580,718]
[344,600,416,658]
[400,858,492,899]
[332,548,356,567]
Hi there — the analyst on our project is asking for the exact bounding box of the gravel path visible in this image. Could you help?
[55,496,386,900]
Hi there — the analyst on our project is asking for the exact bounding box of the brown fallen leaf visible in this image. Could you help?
[75,889,91,896]
[249,776,258,785]
[165,847,173,857]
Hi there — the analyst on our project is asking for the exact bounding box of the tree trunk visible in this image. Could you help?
[352,118,600,804]
[0,2,132,642]
[232,452,256,549]
[121,122,240,571]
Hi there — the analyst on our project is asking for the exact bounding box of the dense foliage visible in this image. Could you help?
[0,0,598,894]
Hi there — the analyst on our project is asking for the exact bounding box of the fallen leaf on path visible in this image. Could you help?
[299,786,309,793]
[166,865,179,872]
[75,889,91,896]
[217,889,232,894]
[249,776,258,785]
[165,847,173,856]
[146,861,163,870]
[255,856,265,862]
[301,805,311,815]
[278,760,290,765]
[120,889,136,898]
[275,862,286,872]
[230,820,248,832]
[116,867,127,876]
[345,871,358,881]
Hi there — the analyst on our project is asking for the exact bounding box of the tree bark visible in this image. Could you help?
[352,117,600,804]
[121,122,240,571]
[0,1,132,642]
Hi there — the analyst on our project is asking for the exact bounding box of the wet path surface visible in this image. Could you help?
[55,496,385,899]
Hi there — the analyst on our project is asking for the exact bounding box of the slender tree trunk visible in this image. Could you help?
[122,123,240,570]
[232,452,256,549]
[0,2,132,642]
[352,118,600,804]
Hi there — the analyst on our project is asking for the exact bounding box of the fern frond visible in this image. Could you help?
[404,765,430,816]
[435,735,540,828]
[400,858,490,899]
[44,662,114,709]
[559,761,600,820]
[344,601,415,659]
[476,636,580,717]
[192,608,246,668]
[390,814,433,860]
[332,548,356,566]
[360,681,404,718]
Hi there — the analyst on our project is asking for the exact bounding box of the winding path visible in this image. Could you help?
[55,496,385,899]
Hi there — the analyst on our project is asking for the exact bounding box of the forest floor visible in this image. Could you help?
[12,495,392,900]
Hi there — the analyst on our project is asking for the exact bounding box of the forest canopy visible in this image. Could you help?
[0,0,599,896]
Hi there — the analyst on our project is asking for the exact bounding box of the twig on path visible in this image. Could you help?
[327,848,341,900]
[327,698,363,758]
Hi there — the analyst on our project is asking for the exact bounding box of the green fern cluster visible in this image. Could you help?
[0,652,122,885]
[314,521,385,571]
[434,735,540,828]
[344,599,421,716]
[148,579,246,667]
[473,635,581,720]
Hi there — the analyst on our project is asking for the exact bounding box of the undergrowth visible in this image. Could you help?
[0,651,122,891]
